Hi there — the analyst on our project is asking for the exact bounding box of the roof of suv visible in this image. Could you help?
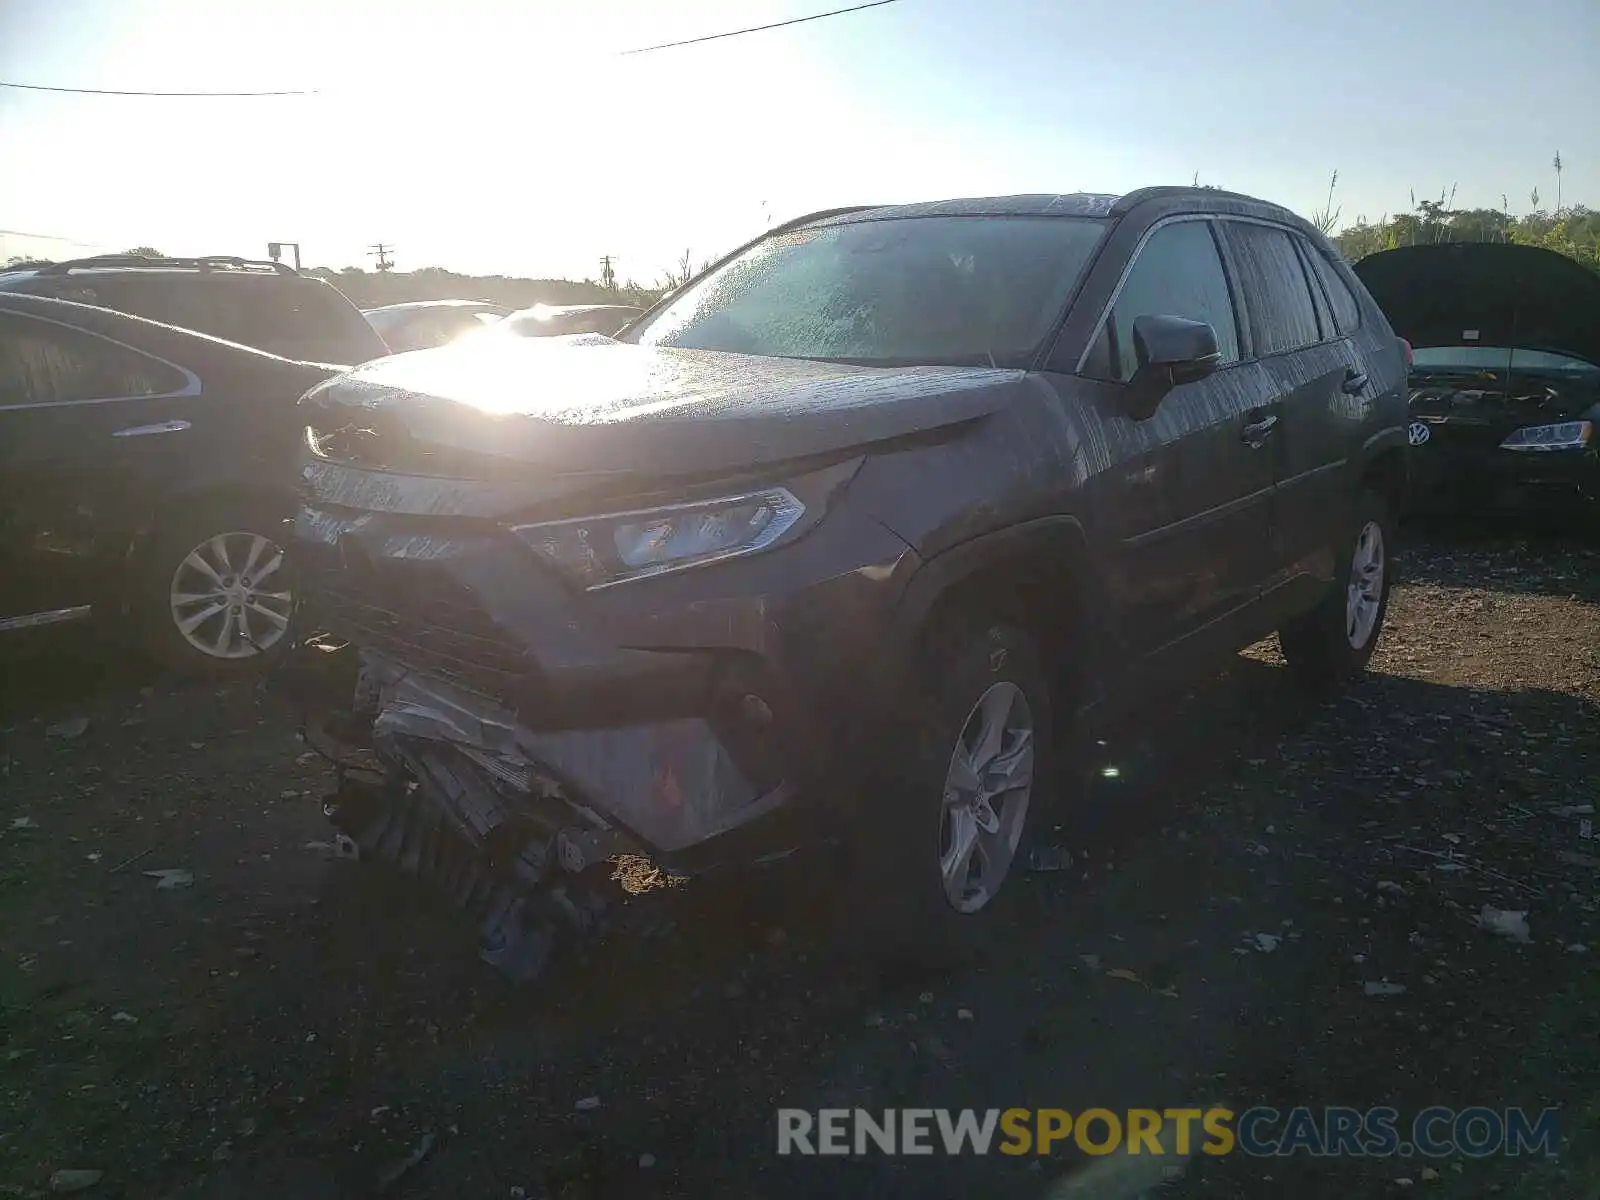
[806,193,1123,224]
[0,254,389,364]
[0,254,300,283]
[797,187,1317,237]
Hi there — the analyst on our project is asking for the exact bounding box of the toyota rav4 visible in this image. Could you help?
[283,187,1411,981]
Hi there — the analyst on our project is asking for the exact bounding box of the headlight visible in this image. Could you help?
[1500,420,1592,451]
[510,486,806,589]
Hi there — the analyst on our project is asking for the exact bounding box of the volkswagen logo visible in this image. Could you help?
[1408,422,1432,446]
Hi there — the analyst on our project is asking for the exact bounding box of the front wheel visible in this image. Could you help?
[1278,488,1394,691]
[135,501,295,675]
[851,615,1055,967]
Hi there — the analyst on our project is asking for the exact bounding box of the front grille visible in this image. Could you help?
[298,558,533,697]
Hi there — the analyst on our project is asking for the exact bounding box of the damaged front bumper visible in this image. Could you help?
[277,456,916,981]
[290,646,686,982]
[281,616,812,983]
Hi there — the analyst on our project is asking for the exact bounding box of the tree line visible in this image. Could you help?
[1327,188,1598,271]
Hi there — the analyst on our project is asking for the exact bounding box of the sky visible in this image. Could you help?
[2,0,1596,284]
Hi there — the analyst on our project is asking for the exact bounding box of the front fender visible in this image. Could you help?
[855,514,1106,729]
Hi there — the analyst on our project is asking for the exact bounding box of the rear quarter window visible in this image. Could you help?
[1305,249,1362,334]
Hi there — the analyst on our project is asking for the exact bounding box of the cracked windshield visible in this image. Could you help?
[1,0,1596,1197]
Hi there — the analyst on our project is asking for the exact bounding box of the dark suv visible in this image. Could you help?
[0,255,388,365]
[285,187,1410,979]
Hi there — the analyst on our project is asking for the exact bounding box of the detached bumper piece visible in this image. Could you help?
[324,765,656,984]
[301,648,679,986]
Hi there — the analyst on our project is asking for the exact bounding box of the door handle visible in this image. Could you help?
[1341,369,1369,394]
[1241,414,1279,446]
[113,419,191,438]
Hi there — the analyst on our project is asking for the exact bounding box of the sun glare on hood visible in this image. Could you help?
[347,335,712,423]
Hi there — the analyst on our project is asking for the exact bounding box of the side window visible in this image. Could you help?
[1296,240,1335,340]
[1084,220,1241,383]
[1223,223,1322,356]
[1305,248,1362,334]
[0,313,187,405]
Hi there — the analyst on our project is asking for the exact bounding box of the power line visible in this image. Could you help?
[1,1,906,98]
[0,228,96,242]
[0,80,317,97]
[620,0,902,55]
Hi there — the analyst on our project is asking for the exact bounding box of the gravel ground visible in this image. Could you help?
[1,527,1597,1199]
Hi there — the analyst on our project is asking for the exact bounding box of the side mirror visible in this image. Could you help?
[1124,314,1222,421]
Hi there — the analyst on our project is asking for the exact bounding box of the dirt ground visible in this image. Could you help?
[2,524,1598,1200]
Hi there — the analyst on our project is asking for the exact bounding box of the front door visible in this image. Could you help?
[0,310,198,629]
[1081,217,1276,663]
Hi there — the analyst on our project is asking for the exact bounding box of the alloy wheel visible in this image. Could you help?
[938,680,1035,914]
[168,531,291,660]
[1346,520,1385,650]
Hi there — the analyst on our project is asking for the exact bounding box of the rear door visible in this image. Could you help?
[0,311,199,625]
[1079,216,1273,661]
[1217,220,1365,611]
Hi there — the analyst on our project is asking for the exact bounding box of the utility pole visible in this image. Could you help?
[599,254,616,292]
[368,243,395,273]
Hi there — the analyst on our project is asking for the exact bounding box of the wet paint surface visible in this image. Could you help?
[300,337,1025,477]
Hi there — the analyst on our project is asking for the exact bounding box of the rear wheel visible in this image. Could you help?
[136,501,294,675]
[852,615,1054,966]
[1278,488,1393,691]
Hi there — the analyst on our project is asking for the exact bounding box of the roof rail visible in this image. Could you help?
[1112,185,1276,215]
[36,254,300,277]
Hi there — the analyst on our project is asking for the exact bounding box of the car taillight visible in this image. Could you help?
[1399,338,1413,369]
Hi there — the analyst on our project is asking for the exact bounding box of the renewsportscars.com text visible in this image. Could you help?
[776,1106,1560,1158]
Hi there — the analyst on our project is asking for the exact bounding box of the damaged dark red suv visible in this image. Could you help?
[283,188,1411,981]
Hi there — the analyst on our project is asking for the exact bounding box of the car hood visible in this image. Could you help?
[1353,242,1600,364]
[298,335,1025,479]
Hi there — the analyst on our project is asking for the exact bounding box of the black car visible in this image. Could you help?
[363,300,511,354]
[284,188,1410,980]
[498,303,645,338]
[1354,242,1600,514]
[0,293,337,671]
[0,254,389,366]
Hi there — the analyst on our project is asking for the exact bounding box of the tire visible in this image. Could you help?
[1278,488,1394,692]
[135,499,296,676]
[850,614,1055,969]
